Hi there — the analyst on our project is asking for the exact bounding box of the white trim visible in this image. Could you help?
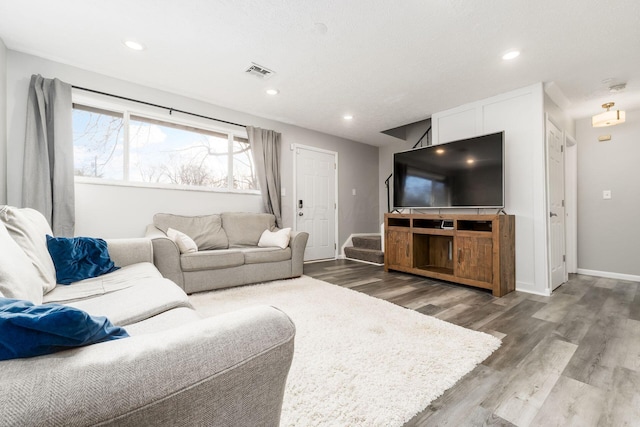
[343,257,384,267]
[532,84,550,294]
[577,269,640,283]
[564,134,578,274]
[292,144,339,260]
[74,176,261,195]
[516,281,552,296]
[303,258,338,264]
[123,110,130,181]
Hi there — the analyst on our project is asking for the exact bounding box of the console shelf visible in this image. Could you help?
[384,213,515,297]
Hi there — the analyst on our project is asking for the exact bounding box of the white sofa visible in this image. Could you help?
[0,206,295,426]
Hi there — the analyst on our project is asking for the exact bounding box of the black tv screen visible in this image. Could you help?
[393,131,504,209]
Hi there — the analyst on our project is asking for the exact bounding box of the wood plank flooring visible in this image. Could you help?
[303,259,640,427]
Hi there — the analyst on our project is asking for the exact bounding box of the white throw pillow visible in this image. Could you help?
[0,206,57,294]
[167,228,198,254]
[0,221,44,304]
[258,228,291,249]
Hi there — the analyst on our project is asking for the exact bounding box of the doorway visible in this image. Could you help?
[293,145,338,261]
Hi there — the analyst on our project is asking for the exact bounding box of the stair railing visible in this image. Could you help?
[385,126,431,212]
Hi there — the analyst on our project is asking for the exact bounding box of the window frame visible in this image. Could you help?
[71,91,259,195]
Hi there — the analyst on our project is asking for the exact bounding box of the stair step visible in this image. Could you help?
[352,235,382,250]
[344,247,384,264]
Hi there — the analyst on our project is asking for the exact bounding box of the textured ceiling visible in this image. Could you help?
[1,0,639,146]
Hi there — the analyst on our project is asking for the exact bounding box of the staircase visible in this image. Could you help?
[344,235,384,265]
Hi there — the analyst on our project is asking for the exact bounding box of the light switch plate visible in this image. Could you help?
[603,190,611,199]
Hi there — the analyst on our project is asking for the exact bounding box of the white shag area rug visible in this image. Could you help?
[189,276,501,427]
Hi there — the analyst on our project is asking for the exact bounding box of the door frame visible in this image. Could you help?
[545,114,568,291]
[292,144,339,260]
[564,134,578,274]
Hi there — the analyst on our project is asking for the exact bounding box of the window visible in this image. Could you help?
[72,103,257,192]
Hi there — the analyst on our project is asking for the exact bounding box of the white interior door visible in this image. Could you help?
[546,119,567,290]
[295,146,337,261]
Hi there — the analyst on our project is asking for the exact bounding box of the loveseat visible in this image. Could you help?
[145,212,309,294]
[0,206,295,426]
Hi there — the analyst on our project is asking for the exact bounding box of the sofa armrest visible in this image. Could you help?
[289,230,309,277]
[145,224,184,289]
[106,238,153,267]
[0,305,295,427]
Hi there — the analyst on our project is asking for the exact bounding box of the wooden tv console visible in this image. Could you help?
[384,213,515,297]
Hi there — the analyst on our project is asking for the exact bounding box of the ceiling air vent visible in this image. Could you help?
[245,63,275,79]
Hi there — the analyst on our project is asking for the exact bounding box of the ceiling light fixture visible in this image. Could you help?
[592,102,626,127]
[123,40,145,51]
[265,89,279,95]
[343,115,353,120]
[502,50,520,60]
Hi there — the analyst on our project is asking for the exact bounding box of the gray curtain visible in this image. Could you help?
[247,126,282,227]
[23,74,74,236]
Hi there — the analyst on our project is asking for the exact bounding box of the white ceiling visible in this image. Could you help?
[1,0,639,146]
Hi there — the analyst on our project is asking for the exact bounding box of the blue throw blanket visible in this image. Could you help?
[0,298,129,361]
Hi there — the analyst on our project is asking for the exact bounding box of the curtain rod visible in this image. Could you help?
[71,85,247,128]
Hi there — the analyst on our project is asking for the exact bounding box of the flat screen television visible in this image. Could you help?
[393,131,504,209]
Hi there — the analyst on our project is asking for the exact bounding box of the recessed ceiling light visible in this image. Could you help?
[436,148,445,154]
[343,115,353,120]
[124,40,145,51]
[265,89,279,95]
[467,159,475,164]
[502,50,520,60]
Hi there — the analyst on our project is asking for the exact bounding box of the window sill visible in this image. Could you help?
[74,177,261,196]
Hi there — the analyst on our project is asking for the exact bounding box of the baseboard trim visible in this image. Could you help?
[576,268,640,283]
[344,257,384,267]
[304,258,337,264]
[515,281,551,296]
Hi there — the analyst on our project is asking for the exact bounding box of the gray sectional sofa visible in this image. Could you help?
[145,212,309,294]
[0,206,295,426]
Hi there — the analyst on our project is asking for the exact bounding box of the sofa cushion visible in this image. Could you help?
[180,250,245,272]
[0,206,57,294]
[124,307,201,336]
[46,236,119,285]
[44,263,162,303]
[241,247,292,264]
[67,278,192,326]
[0,221,44,304]
[0,298,129,361]
[153,213,228,250]
[222,212,276,248]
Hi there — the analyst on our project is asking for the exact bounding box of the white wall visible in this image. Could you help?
[431,84,549,295]
[576,108,640,280]
[0,37,7,204]
[5,50,379,242]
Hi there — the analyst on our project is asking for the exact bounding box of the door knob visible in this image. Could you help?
[550,212,558,217]
[298,212,304,216]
